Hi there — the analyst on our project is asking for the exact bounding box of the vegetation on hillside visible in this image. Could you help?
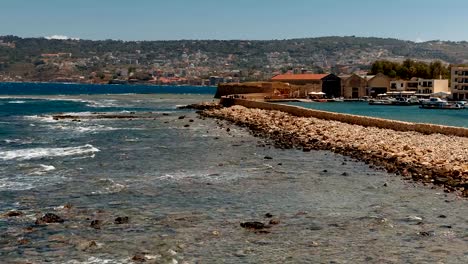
[369,59,450,79]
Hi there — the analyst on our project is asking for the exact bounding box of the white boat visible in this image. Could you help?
[420,97,465,109]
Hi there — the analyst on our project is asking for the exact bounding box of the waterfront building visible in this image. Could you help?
[271,73,342,98]
[367,73,391,97]
[390,78,418,92]
[340,74,368,98]
[416,78,449,96]
[451,66,468,100]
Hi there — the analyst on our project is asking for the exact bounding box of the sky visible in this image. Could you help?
[1,0,467,42]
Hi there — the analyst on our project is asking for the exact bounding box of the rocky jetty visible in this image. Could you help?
[177,102,222,111]
[200,105,468,197]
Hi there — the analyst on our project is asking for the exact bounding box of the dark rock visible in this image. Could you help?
[90,220,103,229]
[178,115,185,119]
[35,213,64,224]
[5,211,23,217]
[264,213,273,218]
[440,225,452,228]
[277,163,282,166]
[438,215,447,218]
[383,182,388,187]
[341,172,349,176]
[264,156,273,160]
[240,221,268,230]
[184,124,190,127]
[226,128,230,132]
[322,170,328,173]
[418,231,434,237]
[162,113,169,116]
[189,119,194,122]
[114,216,129,224]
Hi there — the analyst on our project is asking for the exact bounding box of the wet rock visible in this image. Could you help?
[418,231,435,237]
[264,156,273,160]
[90,219,103,229]
[35,213,64,224]
[264,213,273,218]
[269,219,280,225]
[178,115,185,120]
[184,124,190,128]
[114,216,129,224]
[240,221,268,230]
[4,211,23,217]
[132,253,147,262]
[162,113,169,116]
[189,119,194,122]
[76,240,99,251]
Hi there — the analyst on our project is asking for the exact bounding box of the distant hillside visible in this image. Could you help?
[1,35,468,82]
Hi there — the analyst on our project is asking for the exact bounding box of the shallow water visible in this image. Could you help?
[0,92,467,263]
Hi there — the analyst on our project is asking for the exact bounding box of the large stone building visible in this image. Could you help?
[340,74,368,98]
[271,73,342,98]
[367,73,391,97]
[451,66,468,100]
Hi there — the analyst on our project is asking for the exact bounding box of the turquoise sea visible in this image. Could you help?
[285,101,468,128]
[1,83,467,263]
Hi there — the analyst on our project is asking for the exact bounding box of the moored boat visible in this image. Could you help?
[419,97,465,109]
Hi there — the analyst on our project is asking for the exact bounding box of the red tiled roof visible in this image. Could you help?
[271,73,329,81]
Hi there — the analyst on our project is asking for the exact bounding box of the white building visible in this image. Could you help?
[451,66,468,100]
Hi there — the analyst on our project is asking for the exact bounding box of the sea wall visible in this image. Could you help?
[220,98,468,138]
[215,83,275,98]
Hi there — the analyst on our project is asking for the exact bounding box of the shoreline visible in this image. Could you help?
[199,104,468,197]
[0,81,217,88]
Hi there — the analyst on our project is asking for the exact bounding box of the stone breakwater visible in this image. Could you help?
[200,105,468,197]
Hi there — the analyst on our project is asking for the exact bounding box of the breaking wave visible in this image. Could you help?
[0,144,100,161]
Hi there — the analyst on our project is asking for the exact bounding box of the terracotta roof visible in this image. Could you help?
[271,73,329,81]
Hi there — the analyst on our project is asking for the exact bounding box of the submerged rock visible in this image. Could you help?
[90,219,103,229]
[240,221,268,230]
[35,213,64,224]
[4,211,23,217]
[114,216,129,224]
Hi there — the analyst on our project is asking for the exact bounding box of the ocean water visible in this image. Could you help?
[285,101,468,128]
[0,83,467,263]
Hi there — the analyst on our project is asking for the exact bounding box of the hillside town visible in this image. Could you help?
[2,36,468,86]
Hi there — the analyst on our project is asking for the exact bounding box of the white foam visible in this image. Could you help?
[0,144,100,161]
[86,100,120,108]
[8,100,26,104]
[65,256,129,264]
[91,178,127,195]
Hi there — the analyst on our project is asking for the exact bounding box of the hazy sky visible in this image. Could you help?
[1,0,466,41]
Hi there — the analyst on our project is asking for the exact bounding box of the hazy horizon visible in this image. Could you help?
[2,34,465,44]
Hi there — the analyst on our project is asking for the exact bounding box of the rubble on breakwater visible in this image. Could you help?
[200,105,468,197]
